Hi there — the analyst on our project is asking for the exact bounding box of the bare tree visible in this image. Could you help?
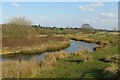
[7,16,34,40]
[8,16,32,26]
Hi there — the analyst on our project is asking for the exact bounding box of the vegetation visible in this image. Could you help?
[1,17,119,79]
[2,17,70,55]
[2,52,69,78]
[2,58,39,78]
[35,31,119,79]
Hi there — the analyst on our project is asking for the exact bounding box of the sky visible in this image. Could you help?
[1,2,118,30]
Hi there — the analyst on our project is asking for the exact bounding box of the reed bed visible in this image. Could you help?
[2,58,39,78]
[72,51,92,62]
[104,63,119,78]
[2,51,69,78]
[2,36,70,55]
[40,51,69,69]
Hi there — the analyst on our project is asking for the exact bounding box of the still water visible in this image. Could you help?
[1,40,99,62]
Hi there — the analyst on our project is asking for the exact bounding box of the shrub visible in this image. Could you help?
[8,16,32,26]
[104,54,119,62]
[72,51,92,62]
[40,52,69,68]
[104,63,118,78]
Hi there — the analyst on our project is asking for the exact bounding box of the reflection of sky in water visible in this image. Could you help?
[63,40,99,53]
[1,40,99,63]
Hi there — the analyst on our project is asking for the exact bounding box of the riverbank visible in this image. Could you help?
[65,32,119,48]
[2,24,71,55]
[36,43,119,78]
[2,24,119,78]
[2,39,70,55]
[35,32,119,78]
[2,44,119,78]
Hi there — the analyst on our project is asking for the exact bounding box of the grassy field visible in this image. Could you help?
[2,24,70,55]
[35,31,119,79]
[2,23,120,79]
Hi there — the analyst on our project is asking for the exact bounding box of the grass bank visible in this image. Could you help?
[36,44,119,78]
[35,32,119,78]
[2,24,70,55]
[2,51,69,78]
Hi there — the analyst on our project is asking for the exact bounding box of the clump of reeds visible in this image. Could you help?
[103,63,119,78]
[72,51,92,62]
[2,58,39,78]
[40,51,69,69]
[104,54,120,62]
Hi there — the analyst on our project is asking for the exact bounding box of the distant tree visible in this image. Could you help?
[60,27,63,31]
[32,25,38,27]
[40,26,43,28]
[74,28,78,30]
[38,24,41,27]
[53,26,56,28]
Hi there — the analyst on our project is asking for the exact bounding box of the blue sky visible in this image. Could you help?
[2,2,118,30]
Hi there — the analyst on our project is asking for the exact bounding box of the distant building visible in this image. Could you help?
[81,24,94,29]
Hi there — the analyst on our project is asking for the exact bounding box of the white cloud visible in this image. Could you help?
[100,12,117,19]
[79,2,104,12]
[12,2,19,7]
[79,6,95,12]
[90,2,104,7]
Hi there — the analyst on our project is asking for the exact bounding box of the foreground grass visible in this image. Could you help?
[2,52,69,78]
[2,24,119,78]
[36,45,119,78]
[35,32,119,79]
[2,44,119,78]
[2,58,39,78]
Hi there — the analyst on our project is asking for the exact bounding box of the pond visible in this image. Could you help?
[1,40,99,63]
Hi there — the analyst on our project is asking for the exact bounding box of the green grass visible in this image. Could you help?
[35,32,119,78]
[36,44,118,78]
[2,24,119,78]
[2,52,69,78]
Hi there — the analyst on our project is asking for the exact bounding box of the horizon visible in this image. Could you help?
[1,2,118,30]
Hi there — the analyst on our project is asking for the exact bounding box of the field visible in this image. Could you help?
[35,30,119,78]
[1,23,120,79]
[2,24,70,55]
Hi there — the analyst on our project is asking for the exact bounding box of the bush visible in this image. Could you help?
[104,63,118,78]
[8,16,32,26]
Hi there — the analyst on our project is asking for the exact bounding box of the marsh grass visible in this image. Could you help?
[2,58,39,78]
[2,36,70,55]
[72,51,92,62]
[2,24,70,55]
[2,51,69,78]
[102,54,120,63]
[40,52,69,69]
[103,63,119,78]
[66,32,118,47]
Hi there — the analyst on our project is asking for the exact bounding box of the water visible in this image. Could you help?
[62,40,99,53]
[1,40,99,63]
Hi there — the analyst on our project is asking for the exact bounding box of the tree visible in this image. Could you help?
[6,16,35,40]
[38,24,41,27]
